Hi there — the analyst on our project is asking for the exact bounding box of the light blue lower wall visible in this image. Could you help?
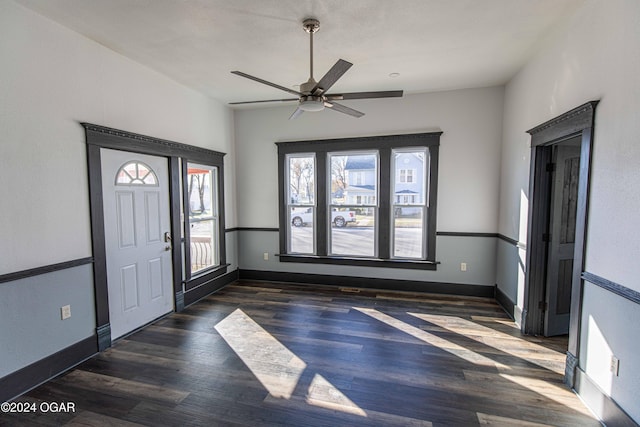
[238,229,497,287]
[225,229,239,272]
[494,237,527,324]
[579,282,640,424]
[0,264,96,378]
[495,238,520,303]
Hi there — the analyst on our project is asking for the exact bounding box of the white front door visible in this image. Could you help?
[101,148,174,339]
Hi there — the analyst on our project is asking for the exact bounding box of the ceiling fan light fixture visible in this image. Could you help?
[298,96,325,112]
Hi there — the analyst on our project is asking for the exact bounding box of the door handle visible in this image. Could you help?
[165,245,172,251]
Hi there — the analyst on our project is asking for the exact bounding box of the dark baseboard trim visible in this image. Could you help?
[564,351,579,388]
[0,257,94,284]
[582,271,640,306]
[96,324,111,351]
[494,285,515,320]
[238,269,494,297]
[575,367,638,427]
[184,265,229,291]
[278,254,438,270]
[175,290,185,312]
[184,269,239,306]
[0,336,97,403]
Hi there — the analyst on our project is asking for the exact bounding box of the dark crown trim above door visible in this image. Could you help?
[82,123,225,164]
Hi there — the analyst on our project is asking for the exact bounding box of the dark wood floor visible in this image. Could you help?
[2,281,600,426]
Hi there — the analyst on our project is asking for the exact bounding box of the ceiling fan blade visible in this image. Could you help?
[325,101,364,118]
[311,59,353,95]
[231,71,302,97]
[326,90,404,100]
[229,98,298,105]
[289,107,305,120]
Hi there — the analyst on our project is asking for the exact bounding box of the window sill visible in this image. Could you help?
[185,264,229,291]
[277,254,438,270]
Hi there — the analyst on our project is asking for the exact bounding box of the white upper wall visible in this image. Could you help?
[234,87,504,233]
[499,0,640,422]
[500,0,640,292]
[0,1,236,274]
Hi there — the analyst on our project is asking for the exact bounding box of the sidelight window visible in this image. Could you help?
[186,163,219,274]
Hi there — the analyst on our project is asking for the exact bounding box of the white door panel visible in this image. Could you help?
[101,149,173,339]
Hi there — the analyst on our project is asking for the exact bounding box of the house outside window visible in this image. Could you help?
[392,149,427,259]
[277,132,441,270]
[331,152,378,257]
[399,168,415,183]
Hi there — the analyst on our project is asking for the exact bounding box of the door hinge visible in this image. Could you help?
[538,301,548,311]
[546,162,556,172]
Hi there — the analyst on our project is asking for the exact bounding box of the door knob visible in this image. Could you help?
[165,245,172,251]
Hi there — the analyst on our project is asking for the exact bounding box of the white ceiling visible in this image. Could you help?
[16,0,582,106]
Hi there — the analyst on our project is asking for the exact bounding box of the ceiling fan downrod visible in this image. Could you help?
[303,18,320,85]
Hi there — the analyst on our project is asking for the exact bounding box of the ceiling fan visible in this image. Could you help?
[230,18,403,119]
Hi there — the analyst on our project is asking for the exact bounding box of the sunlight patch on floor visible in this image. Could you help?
[215,308,366,417]
[353,307,505,369]
[499,374,593,416]
[215,309,306,399]
[477,412,553,426]
[306,374,367,416]
[408,312,564,374]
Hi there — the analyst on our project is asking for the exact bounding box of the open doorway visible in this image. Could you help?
[523,101,598,386]
[544,137,580,336]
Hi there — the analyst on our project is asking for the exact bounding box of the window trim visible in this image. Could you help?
[184,162,221,277]
[181,157,227,285]
[391,147,428,260]
[276,132,441,270]
[328,150,379,258]
[286,153,317,254]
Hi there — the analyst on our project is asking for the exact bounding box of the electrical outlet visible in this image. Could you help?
[61,305,71,320]
[263,252,269,261]
[610,355,620,376]
[461,262,467,272]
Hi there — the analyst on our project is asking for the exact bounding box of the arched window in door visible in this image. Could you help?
[115,161,158,186]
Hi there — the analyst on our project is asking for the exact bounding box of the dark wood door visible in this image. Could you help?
[545,140,581,336]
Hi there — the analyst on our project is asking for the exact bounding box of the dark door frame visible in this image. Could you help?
[523,101,598,387]
[83,123,226,351]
